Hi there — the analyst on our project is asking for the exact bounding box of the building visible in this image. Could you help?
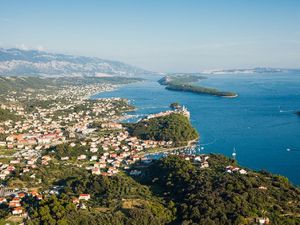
[79,194,90,201]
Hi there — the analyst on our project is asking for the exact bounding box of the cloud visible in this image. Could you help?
[36,45,45,51]
[14,44,46,51]
[15,43,29,50]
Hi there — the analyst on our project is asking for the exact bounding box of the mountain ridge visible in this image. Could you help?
[0,48,151,77]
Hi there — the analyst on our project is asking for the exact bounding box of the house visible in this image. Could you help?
[61,156,69,161]
[90,156,98,161]
[239,169,247,175]
[90,147,98,153]
[77,155,87,160]
[255,217,270,225]
[101,122,122,130]
[36,195,43,200]
[10,159,20,164]
[79,194,90,201]
[9,201,21,208]
[79,203,87,209]
[200,161,209,169]
[23,168,30,173]
[226,169,232,174]
[29,191,38,197]
[72,198,80,204]
[258,186,268,190]
[10,197,20,203]
[18,192,26,198]
[194,156,201,162]
[0,198,7,204]
[12,207,24,215]
[92,167,101,175]
[42,155,52,161]
[70,143,76,147]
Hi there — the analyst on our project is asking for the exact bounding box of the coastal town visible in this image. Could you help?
[0,79,290,225]
[0,80,206,222]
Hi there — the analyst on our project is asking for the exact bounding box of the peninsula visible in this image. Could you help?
[158,74,238,97]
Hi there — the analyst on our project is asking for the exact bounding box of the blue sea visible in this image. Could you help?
[93,72,300,185]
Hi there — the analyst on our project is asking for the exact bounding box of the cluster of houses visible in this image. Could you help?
[0,81,198,220]
[66,130,173,176]
[0,190,42,217]
[177,154,210,168]
[71,194,91,209]
[3,131,65,149]
[225,165,248,175]
[144,105,190,120]
[0,83,135,182]
[0,186,95,217]
[0,151,42,180]
[0,162,16,180]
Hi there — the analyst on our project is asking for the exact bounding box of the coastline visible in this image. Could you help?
[139,138,199,157]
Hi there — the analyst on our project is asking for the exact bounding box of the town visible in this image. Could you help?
[0,80,280,225]
[0,80,187,221]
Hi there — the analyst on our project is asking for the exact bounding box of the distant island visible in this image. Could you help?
[158,74,238,97]
[201,67,300,75]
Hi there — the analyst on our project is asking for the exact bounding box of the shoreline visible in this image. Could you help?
[90,82,200,158]
[139,138,199,157]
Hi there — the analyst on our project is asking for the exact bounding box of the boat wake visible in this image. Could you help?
[286,148,300,152]
[200,138,217,146]
[279,109,296,113]
[140,106,168,110]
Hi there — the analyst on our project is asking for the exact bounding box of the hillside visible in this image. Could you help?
[138,155,300,224]
[0,76,54,93]
[0,48,151,77]
[0,76,142,95]
[11,154,300,225]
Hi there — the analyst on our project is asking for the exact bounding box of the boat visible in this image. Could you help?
[232,147,237,159]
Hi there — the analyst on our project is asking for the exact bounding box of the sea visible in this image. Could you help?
[92,72,300,185]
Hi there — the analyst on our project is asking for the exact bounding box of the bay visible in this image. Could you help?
[92,72,300,185]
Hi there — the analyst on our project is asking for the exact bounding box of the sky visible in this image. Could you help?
[1,0,300,72]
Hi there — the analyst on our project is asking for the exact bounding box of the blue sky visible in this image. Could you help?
[1,0,300,72]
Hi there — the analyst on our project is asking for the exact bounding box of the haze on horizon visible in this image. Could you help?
[1,0,300,72]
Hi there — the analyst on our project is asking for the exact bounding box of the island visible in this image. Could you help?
[158,74,238,97]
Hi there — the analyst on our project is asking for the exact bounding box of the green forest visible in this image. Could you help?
[0,108,19,122]
[11,154,300,225]
[137,155,300,225]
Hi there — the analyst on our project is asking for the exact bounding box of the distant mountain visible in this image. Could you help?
[0,48,151,77]
[202,67,299,75]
